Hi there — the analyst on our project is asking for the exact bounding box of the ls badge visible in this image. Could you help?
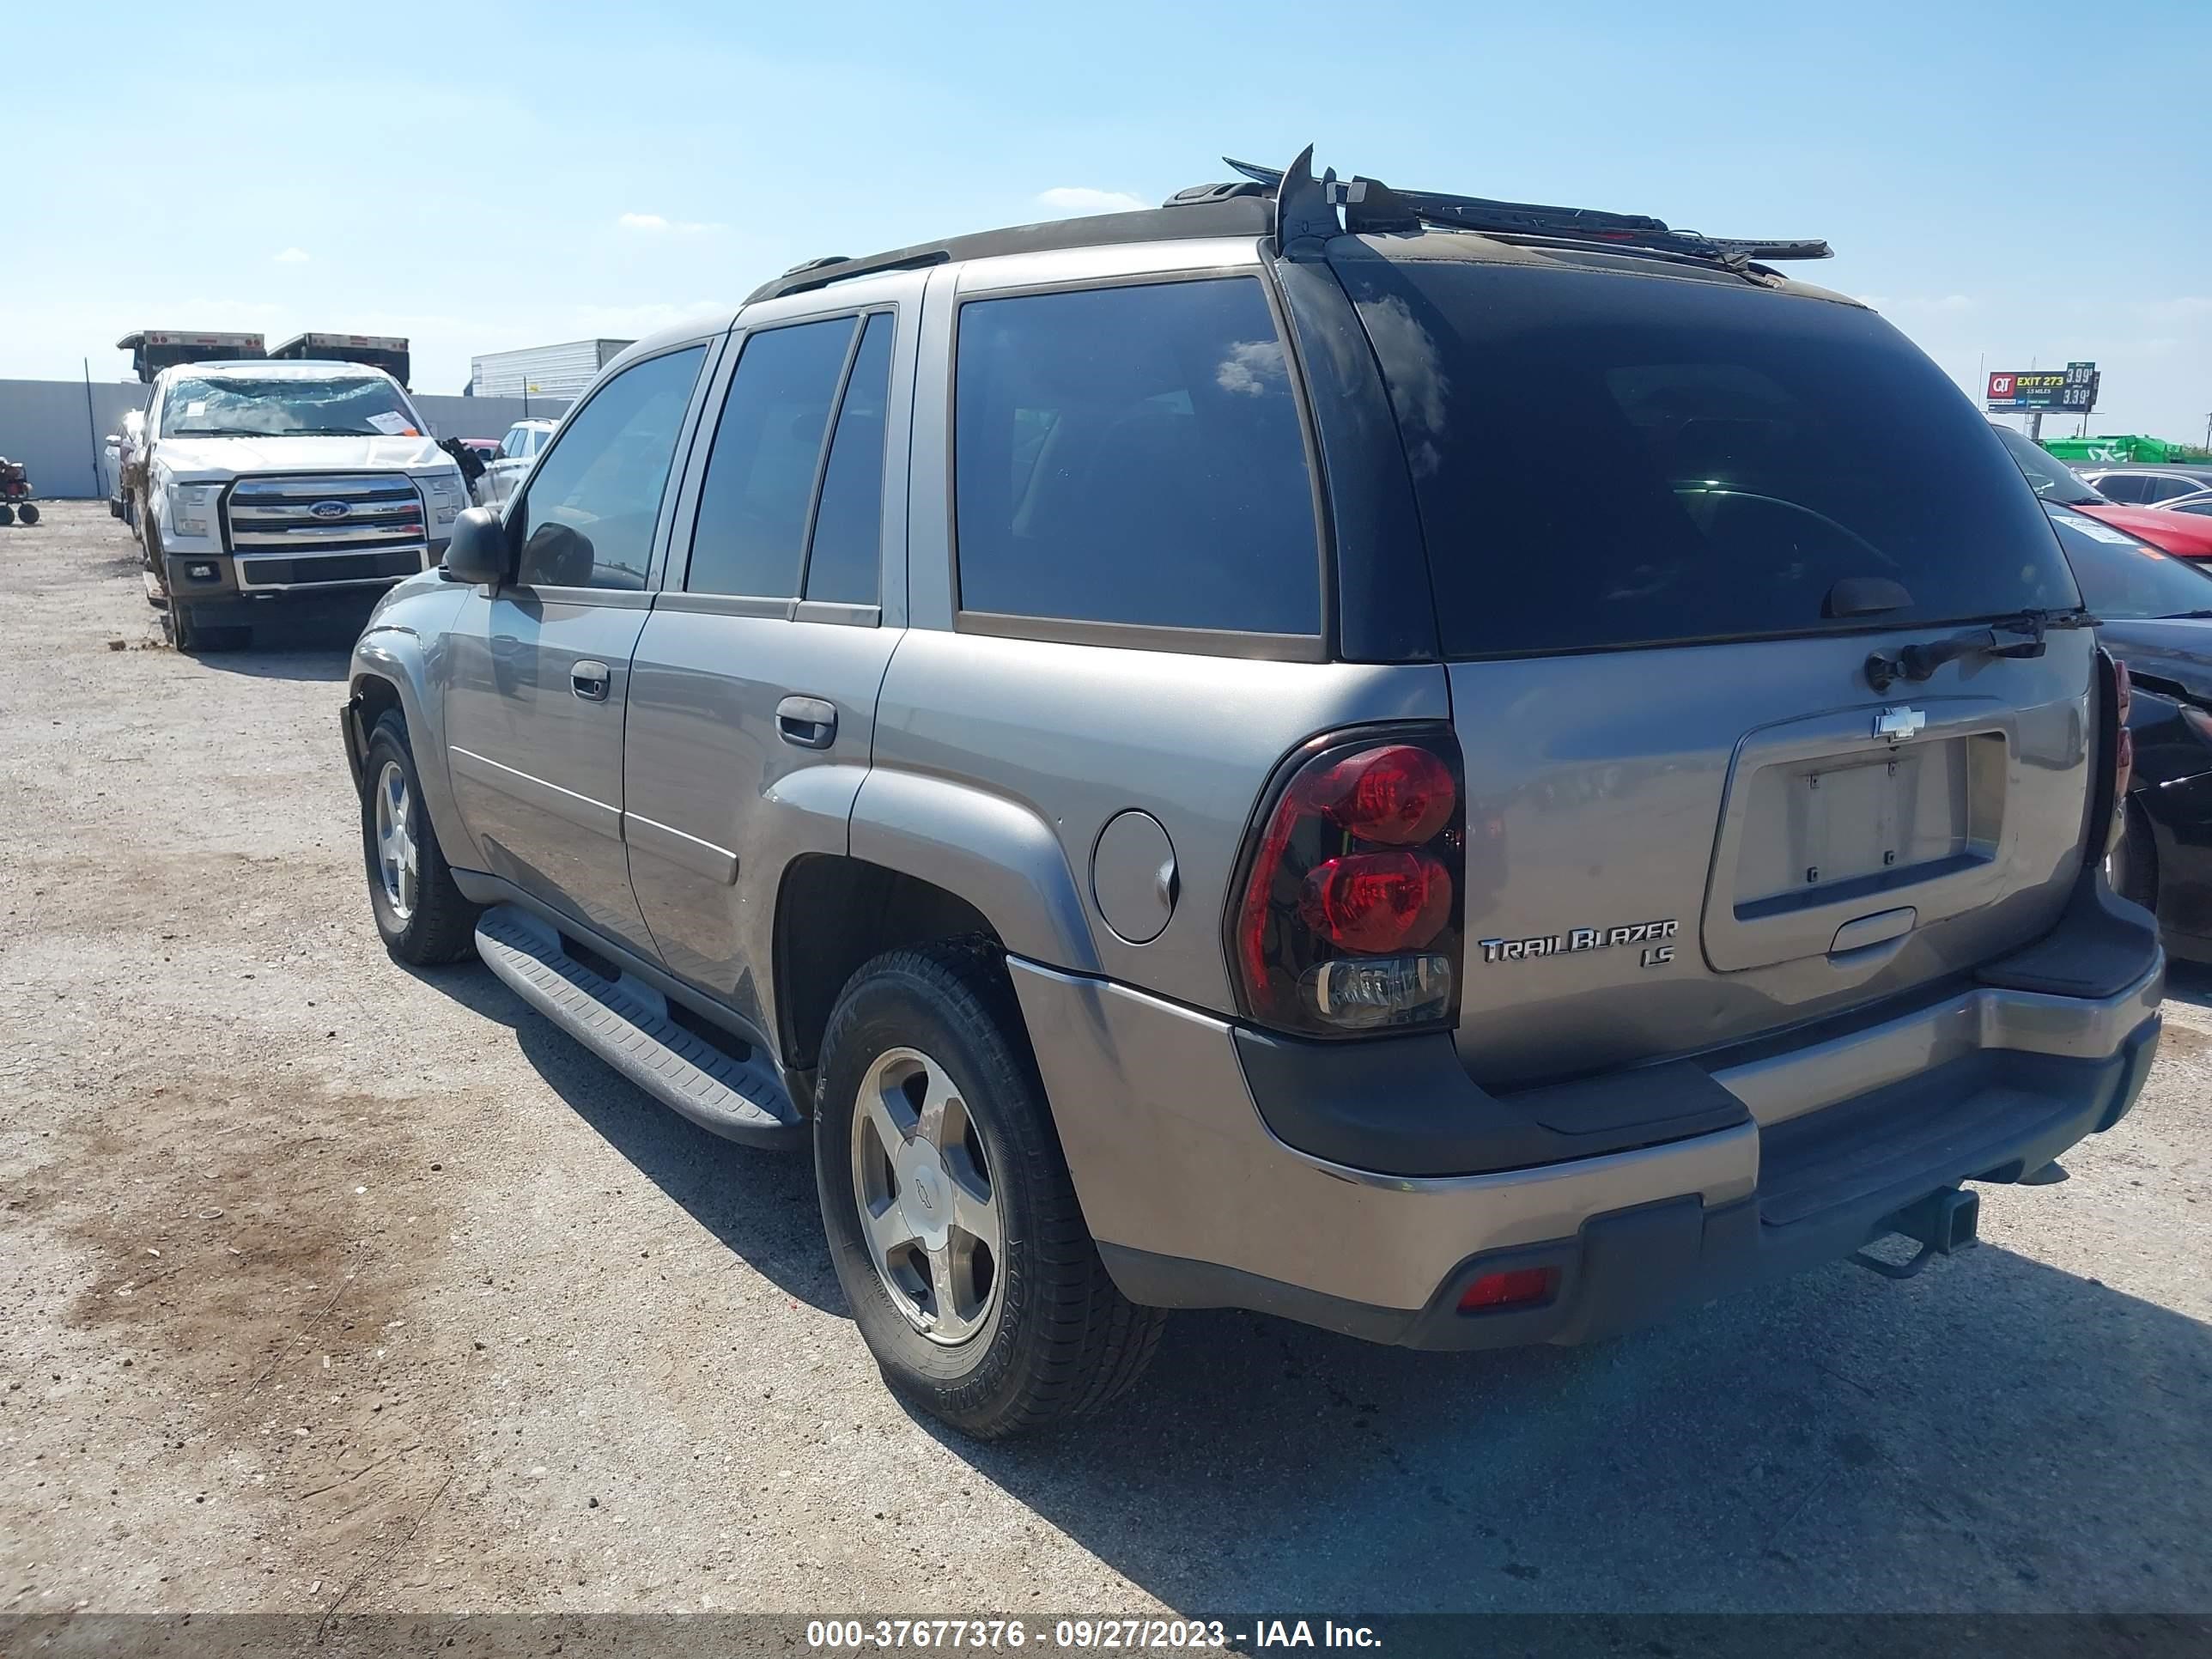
[1478,917,1679,969]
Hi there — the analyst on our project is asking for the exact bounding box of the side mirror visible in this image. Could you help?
[442,505,509,587]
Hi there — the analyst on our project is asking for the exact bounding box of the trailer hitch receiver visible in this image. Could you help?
[1850,1188,1979,1281]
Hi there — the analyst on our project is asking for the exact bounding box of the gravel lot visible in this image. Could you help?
[3,500,2209,1620]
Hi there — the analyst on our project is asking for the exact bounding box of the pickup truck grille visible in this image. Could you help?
[237,550,428,588]
[224,474,427,556]
[225,474,431,591]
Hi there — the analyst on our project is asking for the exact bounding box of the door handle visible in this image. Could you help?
[776,695,837,750]
[570,659,611,702]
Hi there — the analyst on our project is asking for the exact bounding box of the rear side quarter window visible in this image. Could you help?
[952,276,1322,643]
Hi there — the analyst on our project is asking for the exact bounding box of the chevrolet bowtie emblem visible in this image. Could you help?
[1875,706,1926,744]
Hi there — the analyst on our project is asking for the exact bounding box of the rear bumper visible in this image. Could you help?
[1010,875,2162,1351]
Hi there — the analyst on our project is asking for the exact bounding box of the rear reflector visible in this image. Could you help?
[1457,1266,1558,1313]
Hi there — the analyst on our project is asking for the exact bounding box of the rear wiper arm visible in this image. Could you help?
[1864,609,2094,692]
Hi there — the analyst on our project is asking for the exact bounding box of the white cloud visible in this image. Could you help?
[273,247,310,264]
[617,212,722,234]
[1036,186,1148,216]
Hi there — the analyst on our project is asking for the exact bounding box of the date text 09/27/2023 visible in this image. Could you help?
[804,1618,1381,1650]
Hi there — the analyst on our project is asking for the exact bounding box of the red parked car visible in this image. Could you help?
[1996,426,2212,558]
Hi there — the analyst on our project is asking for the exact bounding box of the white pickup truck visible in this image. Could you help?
[136,359,470,652]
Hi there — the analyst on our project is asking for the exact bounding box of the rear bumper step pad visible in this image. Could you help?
[474,905,803,1150]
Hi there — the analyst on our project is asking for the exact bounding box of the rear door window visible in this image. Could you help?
[684,318,857,598]
[2091,473,2151,503]
[803,312,893,605]
[1337,259,2076,655]
[953,276,1320,638]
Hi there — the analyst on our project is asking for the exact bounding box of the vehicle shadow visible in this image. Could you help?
[896,1233,2212,1614]
[404,960,2210,1614]
[187,613,363,683]
[2155,960,2212,1012]
[400,960,844,1316]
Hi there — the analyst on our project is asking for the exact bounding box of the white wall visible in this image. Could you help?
[0,379,570,499]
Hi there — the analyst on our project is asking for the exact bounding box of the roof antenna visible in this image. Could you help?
[1272,145,1338,258]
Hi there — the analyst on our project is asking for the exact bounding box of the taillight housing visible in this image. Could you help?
[2097,647,2135,863]
[1230,731,1464,1036]
[2113,656,2134,802]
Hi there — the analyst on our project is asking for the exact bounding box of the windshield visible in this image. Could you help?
[161,374,420,439]
[1336,258,2079,655]
[2048,507,2212,618]
[1994,425,2105,506]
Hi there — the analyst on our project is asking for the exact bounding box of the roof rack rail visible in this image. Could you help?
[742,149,1830,310]
[1224,154,1832,266]
[744,192,1274,306]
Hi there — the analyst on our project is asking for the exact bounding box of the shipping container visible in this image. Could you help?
[270,332,412,387]
[115,330,265,384]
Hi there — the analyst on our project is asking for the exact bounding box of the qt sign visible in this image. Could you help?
[1988,362,2098,412]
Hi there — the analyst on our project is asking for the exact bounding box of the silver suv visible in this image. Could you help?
[342,153,2163,1437]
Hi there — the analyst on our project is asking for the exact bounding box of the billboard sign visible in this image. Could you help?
[1987,362,2098,413]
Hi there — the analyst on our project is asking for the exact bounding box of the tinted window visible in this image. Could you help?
[2172,498,2212,518]
[686,319,856,598]
[2142,475,2201,502]
[1994,426,2102,505]
[954,278,1320,635]
[805,313,892,605]
[2049,507,2212,617]
[1340,260,2076,655]
[514,345,704,590]
[2093,473,2154,503]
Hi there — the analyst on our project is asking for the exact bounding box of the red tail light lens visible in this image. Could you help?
[1457,1267,1558,1313]
[1308,744,1456,845]
[1300,850,1453,953]
[1231,732,1464,1036]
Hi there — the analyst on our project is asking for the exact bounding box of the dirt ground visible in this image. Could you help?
[3,501,2209,1620]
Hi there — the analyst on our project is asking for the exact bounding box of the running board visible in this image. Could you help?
[473,905,804,1150]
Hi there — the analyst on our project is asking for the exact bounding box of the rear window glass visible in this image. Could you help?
[1338,259,2077,655]
[954,277,1321,637]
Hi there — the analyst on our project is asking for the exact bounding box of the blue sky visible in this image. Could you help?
[5,0,2208,441]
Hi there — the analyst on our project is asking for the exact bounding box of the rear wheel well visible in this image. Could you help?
[777,856,1002,1077]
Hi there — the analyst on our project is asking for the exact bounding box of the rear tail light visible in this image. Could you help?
[1231,732,1463,1036]
[1457,1267,1558,1313]
[2111,651,2135,805]
[2097,649,2135,863]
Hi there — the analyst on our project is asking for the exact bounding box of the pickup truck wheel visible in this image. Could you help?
[814,941,1164,1439]
[359,713,481,964]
